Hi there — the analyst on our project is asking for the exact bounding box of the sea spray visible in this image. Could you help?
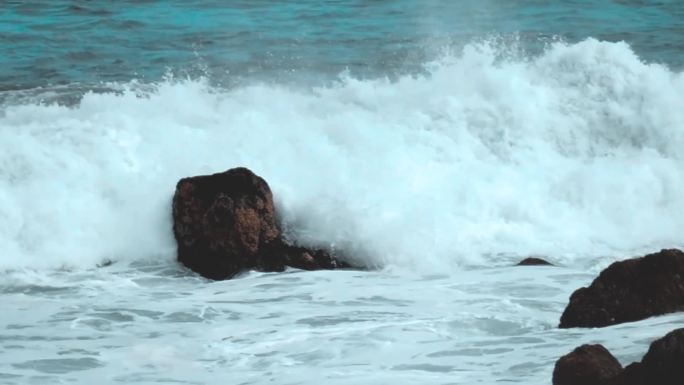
[0,39,683,272]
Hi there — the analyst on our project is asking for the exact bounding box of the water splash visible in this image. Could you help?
[0,39,683,272]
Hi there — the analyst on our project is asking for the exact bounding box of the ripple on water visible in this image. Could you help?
[296,311,406,327]
[12,357,102,374]
[392,363,456,373]
[113,373,204,384]
[426,347,514,357]
[0,284,75,296]
[0,372,22,379]
[163,312,204,323]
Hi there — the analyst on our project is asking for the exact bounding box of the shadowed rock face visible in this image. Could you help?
[559,249,684,328]
[639,328,684,382]
[553,328,684,385]
[613,328,684,385]
[172,167,348,280]
[552,344,622,385]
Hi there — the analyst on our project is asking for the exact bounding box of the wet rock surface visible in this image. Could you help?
[172,167,349,279]
[552,344,622,385]
[553,328,684,385]
[559,249,684,328]
[612,328,684,385]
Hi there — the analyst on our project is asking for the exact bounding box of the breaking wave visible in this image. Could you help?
[1,38,683,272]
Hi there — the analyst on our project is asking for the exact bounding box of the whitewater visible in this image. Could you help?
[1,39,684,383]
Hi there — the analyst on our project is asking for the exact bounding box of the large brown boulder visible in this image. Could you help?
[559,249,684,328]
[552,344,622,385]
[172,167,348,279]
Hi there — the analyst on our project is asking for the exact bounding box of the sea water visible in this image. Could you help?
[1,1,683,384]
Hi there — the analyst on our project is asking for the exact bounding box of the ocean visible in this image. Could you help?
[1,1,683,384]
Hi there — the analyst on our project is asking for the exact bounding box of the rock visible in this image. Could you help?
[638,328,684,383]
[613,363,643,385]
[552,344,622,385]
[559,249,684,328]
[553,328,684,385]
[172,167,348,279]
[172,167,281,279]
[516,257,553,266]
[612,328,684,385]
[278,243,349,271]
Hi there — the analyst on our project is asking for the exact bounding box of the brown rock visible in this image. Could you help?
[172,167,349,279]
[281,244,349,271]
[552,344,622,385]
[639,328,684,383]
[559,249,684,328]
[613,328,684,385]
[554,328,684,385]
[173,168,349,279]
[172,167,280,279]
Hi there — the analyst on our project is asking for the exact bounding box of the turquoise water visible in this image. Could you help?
[2,1,683,91]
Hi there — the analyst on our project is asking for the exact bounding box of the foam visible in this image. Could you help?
[1,38,683,271]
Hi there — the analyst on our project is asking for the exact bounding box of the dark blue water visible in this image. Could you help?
[2,0,683,92]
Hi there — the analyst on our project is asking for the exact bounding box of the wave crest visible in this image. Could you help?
[1,38,683,271]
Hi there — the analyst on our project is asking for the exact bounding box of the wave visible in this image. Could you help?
[1,38,683,272]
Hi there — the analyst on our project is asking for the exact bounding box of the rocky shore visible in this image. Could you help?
[553,328,684,385]
[171,167,684,383]
[553,248,684,384]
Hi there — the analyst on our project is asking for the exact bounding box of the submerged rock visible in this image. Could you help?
[516,257,553,266]
[559,249,684,328]
[552,344,622,385]
[278,243,349,271]
[553,328,684,385]
[172,167,348,279]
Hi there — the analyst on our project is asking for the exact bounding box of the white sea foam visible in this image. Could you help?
[1,38,683,271]
[1,265,682,384]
